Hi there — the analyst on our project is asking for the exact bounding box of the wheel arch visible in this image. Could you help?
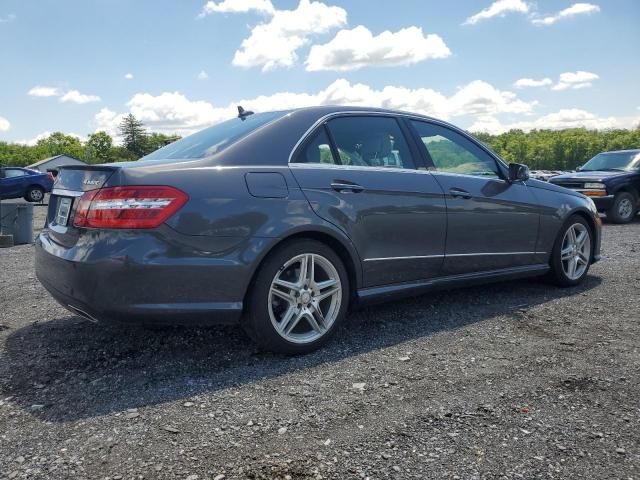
[611,184,639,203]
[565,207,598,261]
[24,184,45,198]
[242,226,362,311]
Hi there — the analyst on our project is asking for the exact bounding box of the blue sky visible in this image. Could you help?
[0,0,639,144]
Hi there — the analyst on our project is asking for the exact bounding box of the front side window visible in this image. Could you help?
[411,121,500,178]
[326,116,414,169]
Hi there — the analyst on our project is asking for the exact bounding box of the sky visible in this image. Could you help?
[0,0,639,144]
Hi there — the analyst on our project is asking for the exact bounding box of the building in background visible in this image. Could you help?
[27,155,86,174]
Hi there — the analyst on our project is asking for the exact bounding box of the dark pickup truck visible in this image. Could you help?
[550,149,640,223]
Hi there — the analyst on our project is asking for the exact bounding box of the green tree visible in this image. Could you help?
[36,132,85,160]
[118,114,147,158]
[86,131,113,164]
[143,132,181,156]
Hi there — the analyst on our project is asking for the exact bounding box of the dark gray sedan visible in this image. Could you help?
[36,106,602,353]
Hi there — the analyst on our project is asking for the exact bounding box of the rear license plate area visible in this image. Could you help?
[55,197,73,226]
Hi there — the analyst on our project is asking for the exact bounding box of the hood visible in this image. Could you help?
[526,178,585,197]
[551,170,627,182]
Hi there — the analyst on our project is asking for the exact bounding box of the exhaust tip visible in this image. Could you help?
[66,305,99,323]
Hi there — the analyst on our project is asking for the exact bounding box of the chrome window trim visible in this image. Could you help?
[287,110,510,174]
[288,163,430,175]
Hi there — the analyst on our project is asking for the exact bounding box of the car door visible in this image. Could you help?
[289,114,447,287]
[0,168,28,199]
[408,119,541,276]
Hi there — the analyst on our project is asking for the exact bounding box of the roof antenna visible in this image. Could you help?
[237,105,254,121]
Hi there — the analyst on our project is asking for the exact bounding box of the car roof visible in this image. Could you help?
[286,105,440,122]
[601,149,640,154]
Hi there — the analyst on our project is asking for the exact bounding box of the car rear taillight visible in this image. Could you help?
[73,186,188,229]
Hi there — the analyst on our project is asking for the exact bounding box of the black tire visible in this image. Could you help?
[24,186,45,203]
[548,215,593,287]
[243,239,350,354]
[606,192,636,224]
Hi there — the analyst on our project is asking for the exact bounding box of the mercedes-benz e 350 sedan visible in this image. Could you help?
[36,106,602,353]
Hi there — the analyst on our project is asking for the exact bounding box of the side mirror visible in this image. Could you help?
[508,163,530,182]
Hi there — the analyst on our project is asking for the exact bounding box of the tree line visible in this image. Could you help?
[1,115,639,170]
[0,114,180,167]
[476,127,640,171]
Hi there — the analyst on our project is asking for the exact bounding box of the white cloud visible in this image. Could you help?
[197,70,209,80]
[305,26,451,72]
[15,131,84,147]
[95,79,537,138]
[60,90,101,104]
[28,85,101,103]
[232,0,347,71]
[94,108,124,138]
[531,3,600,26]
[124,73,134,80]
[463,0,530,25]
[469,109,635,134]
[552,71,599,91]
[28,86,61,97]
[0,116,10,132]
[198,0,274,17]
[514,77,553,88]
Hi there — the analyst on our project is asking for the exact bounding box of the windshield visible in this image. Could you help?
[580,151,640,171]
[141,111,286,161]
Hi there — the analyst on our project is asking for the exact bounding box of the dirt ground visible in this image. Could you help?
[0,205,638,479]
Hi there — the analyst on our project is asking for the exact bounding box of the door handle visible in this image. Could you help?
[449,188,472,199]
[331,181,363,193]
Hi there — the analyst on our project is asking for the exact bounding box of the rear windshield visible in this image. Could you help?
[141,111,286,161]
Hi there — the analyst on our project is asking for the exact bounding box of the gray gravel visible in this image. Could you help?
[1,208,639,479]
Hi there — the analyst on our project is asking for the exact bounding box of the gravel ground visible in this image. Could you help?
[0,206,639,479]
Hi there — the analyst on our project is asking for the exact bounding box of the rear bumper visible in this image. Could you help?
[35,229,271,326]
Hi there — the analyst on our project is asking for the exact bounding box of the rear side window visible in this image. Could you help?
[3,169,28,178]
[327,116,414,169]
[141,111,285,161]
[295,127,337,165]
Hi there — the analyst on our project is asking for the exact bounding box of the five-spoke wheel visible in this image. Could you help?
[268,253,342,344]
[549,215,593,286]
[244,239,349,354]
[560,222,591,281]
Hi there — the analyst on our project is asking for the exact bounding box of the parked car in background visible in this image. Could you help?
[550,149,640,223]
[36,106,602,354]
[0,166,54,202]
[530,170,564,182]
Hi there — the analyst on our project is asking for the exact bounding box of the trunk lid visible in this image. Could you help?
[46,165,119,247]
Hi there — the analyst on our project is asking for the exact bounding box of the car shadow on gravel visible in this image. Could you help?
[1,274,602,422]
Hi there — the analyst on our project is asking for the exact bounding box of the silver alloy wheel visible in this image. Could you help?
[560,223,591,280]
[268,253,342,344]
[30,189,44,202]
[618,197,634,220]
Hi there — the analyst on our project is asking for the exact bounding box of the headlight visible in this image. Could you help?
[584,182,606,189]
